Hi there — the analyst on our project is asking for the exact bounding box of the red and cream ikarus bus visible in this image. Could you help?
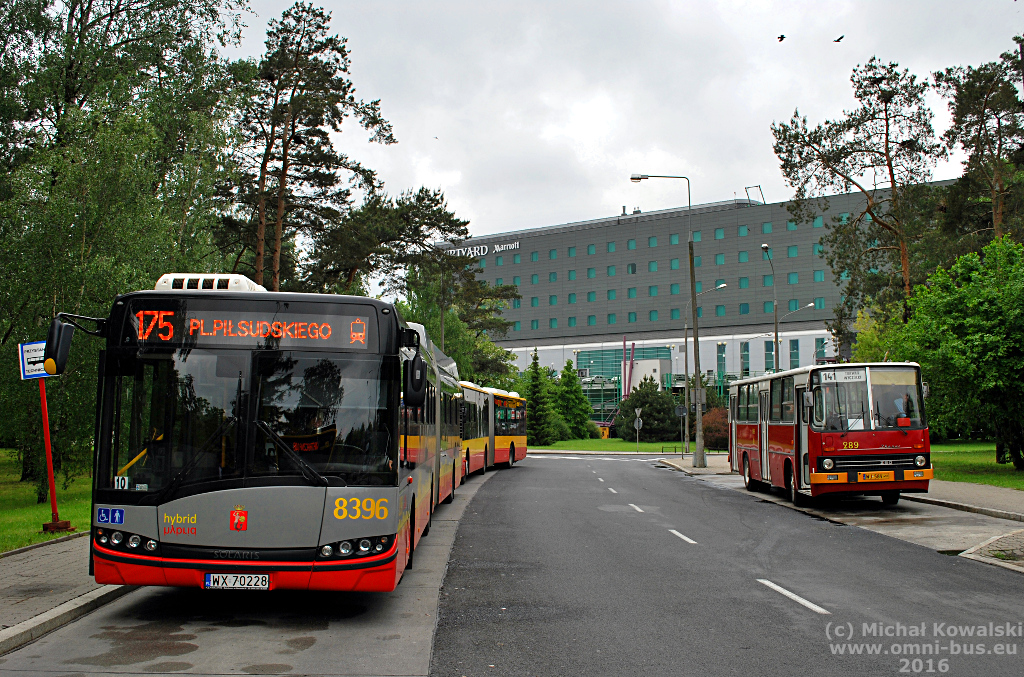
[728,362,933,506]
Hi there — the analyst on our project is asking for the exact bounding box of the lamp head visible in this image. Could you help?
[630,174,647,182]
[806,302,815,308]
[716,283,727,289]
[761,243,769,251]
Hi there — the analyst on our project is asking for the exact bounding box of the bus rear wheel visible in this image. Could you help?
[407,501,415,570]
[443,461,456,504]
[506,443,516,468]
[881,491,900,506]
[743,455,759,492]
[787,465,807,506]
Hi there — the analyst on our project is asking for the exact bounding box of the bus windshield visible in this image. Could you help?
[812,367,869,431]
[870,367,925,429]
[253,353,396,485]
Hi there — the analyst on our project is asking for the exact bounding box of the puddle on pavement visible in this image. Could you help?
[143,661,193,672]
[241,663,293,674]
[70,620,198,666]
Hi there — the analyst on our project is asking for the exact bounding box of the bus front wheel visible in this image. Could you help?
[743,455,759,492]
[786,465,807,506]
[443,461,456,504]
[881,491,900,506]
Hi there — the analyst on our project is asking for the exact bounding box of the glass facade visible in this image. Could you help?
[815,337,826,359]
[717,342,726,374]
[764,341,775,371]
[740,341,750,376]
[790,339,799,369]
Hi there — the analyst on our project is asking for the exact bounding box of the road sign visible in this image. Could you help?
[634,408,642,416]
[18,341,49,380]
[675,405,685,417]
[634,418,643,430]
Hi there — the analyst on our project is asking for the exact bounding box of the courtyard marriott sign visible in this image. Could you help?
[447,241,519,257]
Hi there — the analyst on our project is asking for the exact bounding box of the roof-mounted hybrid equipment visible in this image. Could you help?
[154,273,266,292]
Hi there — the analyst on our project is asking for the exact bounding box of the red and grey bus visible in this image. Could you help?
[43,273,471,592]
[728,362,932,505]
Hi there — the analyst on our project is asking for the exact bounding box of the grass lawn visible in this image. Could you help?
[528,438,728,453]
[0,451,93,554]
[929,447,1024,492]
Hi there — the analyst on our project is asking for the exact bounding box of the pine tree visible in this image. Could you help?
[557,359,593,439]
[526,349,556,446]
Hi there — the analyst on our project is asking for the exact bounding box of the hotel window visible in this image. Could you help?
[670,283,680,295]
[739,277,749,289]
[512,298,520,308]
[550,318,558,329]
[670,258,680,270]
[587,244,596,255]
[671,308,680,320]
[479,259,485,268]
[715,254,725,265]
[715,305,725,317]
[496,256,503,266]
[763,274,774,287]
[739,303,749,315]
[513,253,521,264]
[608,313,617,325]
[815,337,826,359]
[587,291,596,302]
[813,270,825,282]
[694,256,702,267]
[790,339,800,369]
[531,319,539,330]
[568,316,577,327]
[763,301,774,313]
[814,297,825,309]
[695,281,703,293]
[496,278,503,286]
[627,263,637,274]
[568,270,577,280]
[764,341,775,370]
[513,321,521,331]
[738,251,749,263]
[762,247,773,260]
[840,213,850,224]
[568,293,577,304]
[787,245,798,257]
[549,249,557,260]
[787,220,797,231]
[670,233,679,245]
[738,225,748,237]
[788,272,799,284]
[549,295,557,306]
[649,286,658,297]
[513,276,521,285]
[788,299,798,311]
[813,243,824,256]
[649,310,659,321]
[648,236,657,247]
[628,287,637,298]
[692,231,703,242]
[627,239,636,250]
[762,222,773,234]
[531,251,539,262]
[549,272,557,282]
[697,307,703,318]
[607,265,616,276]
[740,341,750,377]
[531,274,539,284]
[568,247,576,257]
[715,278,725,288]
[588,315,597,326]
[714,228,725,240]
[716,343,726,374]
[607,242,616,253]
[628,312,637,323]
[530,297,539,307]
[587,268,596,279]
[813,216,823,228]
[607,289,617,300]
[648,261,658,272]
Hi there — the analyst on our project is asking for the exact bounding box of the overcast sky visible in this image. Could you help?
[232,1,1022,238]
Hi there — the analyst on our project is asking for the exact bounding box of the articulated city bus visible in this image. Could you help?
[459,382,526,474]
[43,273,482,592]
[728,363,932,505]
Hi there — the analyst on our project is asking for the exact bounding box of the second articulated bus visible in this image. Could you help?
[728,362,933,506]
[459,382,527,475]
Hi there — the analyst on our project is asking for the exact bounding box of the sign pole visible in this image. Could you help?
[39,379,69,531]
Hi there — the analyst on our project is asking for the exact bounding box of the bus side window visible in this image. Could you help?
[781,377,795,423]
[741,385,749,422]
[770,379,782,422]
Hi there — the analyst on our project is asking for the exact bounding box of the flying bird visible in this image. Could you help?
[777,34,785,42]
[834,35,844,42]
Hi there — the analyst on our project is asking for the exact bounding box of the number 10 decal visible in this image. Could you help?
[136,311,174,341]
[333,497,388,520]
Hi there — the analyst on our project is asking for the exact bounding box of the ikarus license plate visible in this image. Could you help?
[204,573,269,590]
[858,471,894,482]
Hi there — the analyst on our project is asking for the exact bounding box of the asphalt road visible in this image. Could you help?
[430,456,1023,677]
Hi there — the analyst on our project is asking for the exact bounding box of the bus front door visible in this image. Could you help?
[796,386,809,488]
[759,390,771,483]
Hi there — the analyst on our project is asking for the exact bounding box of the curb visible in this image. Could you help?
[0,585,137,655]
[0,531,89,559]
[958,529,1024,576]
[528,450,728,456]
[901,495,1024,523]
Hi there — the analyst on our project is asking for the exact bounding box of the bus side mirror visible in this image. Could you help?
[922,382,930,398]
[404,352,426,408]
[802,391,814,407]
[43,318,75,375]
[400,327,420,349]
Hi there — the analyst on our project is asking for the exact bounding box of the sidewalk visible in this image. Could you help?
[0,534,134,654]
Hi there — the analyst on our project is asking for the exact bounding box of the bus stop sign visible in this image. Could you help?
[18,341,49,380]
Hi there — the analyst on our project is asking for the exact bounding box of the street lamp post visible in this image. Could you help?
[761,243,779,371]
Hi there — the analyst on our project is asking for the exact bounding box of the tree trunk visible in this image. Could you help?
[899,236,912,321]
[272,115,294,292]
[992,167,1004,238]
[254,128,277,287]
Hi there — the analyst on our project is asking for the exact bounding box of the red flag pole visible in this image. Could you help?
[40,378,71,532]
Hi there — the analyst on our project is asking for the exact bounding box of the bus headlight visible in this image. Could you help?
[822,458,834,470]
[320,545,333,557]
[127,535,141,548]
[915,455,926,467]
[339,541,353,555]
[358,539,371,552]
[110,532,123,545]
[145,540,158,551]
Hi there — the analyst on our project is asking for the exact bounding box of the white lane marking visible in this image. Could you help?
[608,488,618,494]
[592,470,597,473]
[669,529,697,544]
[757,579,831,615]
[628,503,644,513]
[598,478,604,482]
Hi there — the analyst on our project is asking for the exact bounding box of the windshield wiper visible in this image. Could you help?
[145,416,236,504]
[255,420,333,487]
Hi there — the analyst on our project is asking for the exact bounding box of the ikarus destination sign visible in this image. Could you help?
[820,369,866,383]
